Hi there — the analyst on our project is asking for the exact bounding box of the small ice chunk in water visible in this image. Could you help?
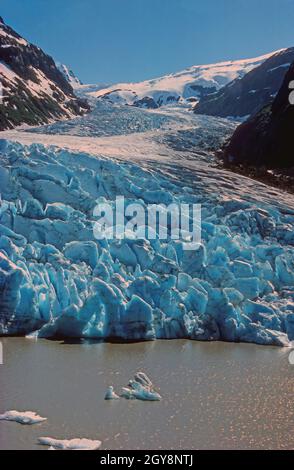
[120,371,162,401]
[104,386,120,400]
[38,437,102,450]
[0,411,47,425]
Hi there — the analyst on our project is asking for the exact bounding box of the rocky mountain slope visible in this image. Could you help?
[0,17,89,130]
[194,48,294,119]
[89,52,275,109]
[223,60,294,170]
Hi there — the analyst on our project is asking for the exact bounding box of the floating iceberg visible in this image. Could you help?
[0,140,293,346]
[104,386,120,400]
[0,410,47,425]
[38,437,102,450]
[120,372,162,401]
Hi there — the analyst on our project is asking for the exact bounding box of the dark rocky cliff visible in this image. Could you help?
[0,17,89,130]
[223,61,294,170]
[194,48,294,119]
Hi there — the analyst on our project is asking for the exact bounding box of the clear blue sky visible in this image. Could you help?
[1,0,294,84]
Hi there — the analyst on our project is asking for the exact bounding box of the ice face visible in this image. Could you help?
[0,139,293,346]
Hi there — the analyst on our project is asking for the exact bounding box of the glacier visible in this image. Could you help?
[0,131,294,347]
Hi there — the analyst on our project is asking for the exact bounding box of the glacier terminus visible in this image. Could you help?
[0,101,293,347]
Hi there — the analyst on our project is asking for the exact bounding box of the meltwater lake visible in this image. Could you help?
[0,338,293,450]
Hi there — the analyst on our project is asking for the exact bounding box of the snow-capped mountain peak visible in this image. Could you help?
[89,50,283,109]
[56,62,83,88]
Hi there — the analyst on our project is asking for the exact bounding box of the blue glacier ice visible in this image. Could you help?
[0,138,293,346]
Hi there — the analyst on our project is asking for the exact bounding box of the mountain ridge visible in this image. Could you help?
[88,50,282,109]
